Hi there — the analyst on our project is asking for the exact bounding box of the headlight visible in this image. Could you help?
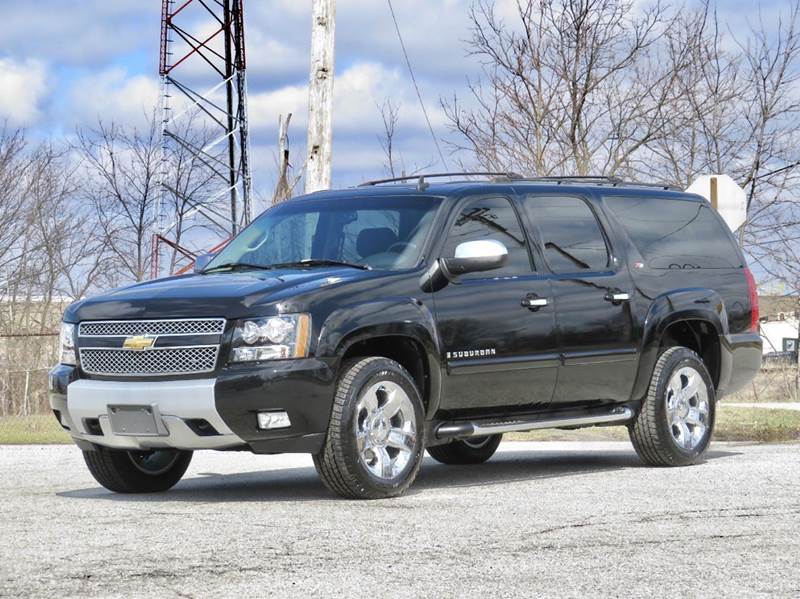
[60,322,77,365]
[230,314,311,362]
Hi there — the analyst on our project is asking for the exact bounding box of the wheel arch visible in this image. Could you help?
[316,300,443,418]
[631,289,728,401]
[339,331,440,416]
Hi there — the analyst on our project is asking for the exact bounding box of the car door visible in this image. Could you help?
[520,193,638,406]
[432,195,559,412]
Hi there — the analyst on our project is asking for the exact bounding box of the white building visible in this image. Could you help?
[760,317,798,355]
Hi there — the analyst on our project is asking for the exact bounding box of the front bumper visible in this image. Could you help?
[49,359,336,454]
[52,378,243,451]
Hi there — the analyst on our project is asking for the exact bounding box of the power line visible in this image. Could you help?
[756,160,800,180]
[386,0,449,170]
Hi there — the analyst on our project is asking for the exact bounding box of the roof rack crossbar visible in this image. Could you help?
[358,171,523,188]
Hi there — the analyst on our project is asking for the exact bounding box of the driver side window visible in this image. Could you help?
[442,196,531,279]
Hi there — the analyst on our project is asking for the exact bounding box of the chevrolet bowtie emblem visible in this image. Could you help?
[122,335,157,351]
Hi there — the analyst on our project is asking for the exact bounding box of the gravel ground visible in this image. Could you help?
[1,441,799,598]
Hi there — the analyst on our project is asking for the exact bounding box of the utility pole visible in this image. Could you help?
[305,0,336,194]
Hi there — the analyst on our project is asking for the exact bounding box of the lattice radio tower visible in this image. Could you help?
[152,0,252,278]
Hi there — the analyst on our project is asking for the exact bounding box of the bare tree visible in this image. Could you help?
[0,135,109,416]
[378,99,401,177]
[272,113,305,204]
[444,0,691,176]
[447,0,800,292]
[160,117,230,272]
[76,119,160,283]
[76,113,229,281]
[735,6,800,290]
[0,127,33,281]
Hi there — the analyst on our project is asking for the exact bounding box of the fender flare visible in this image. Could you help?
[631,288,727,401]
[316,297,443,417]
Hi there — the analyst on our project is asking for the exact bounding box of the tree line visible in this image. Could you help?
[444,0,800,292]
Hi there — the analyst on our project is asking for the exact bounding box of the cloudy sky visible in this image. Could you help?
[0,0,791,202]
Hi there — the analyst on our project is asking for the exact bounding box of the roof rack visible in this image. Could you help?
[358,172,523,191]
[520,175,680,191]
[357,172,680,192]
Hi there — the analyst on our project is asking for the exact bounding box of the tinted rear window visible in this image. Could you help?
[604,196,742,269]
[521,195,609,273]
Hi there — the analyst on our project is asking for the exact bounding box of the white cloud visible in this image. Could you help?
[0,58,49,125]
[0,1,158,67]
[65,68,160,127]
[248,61,447,134]
[7,0,777,189]
[245,60,455,189]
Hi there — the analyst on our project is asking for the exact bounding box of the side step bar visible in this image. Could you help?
[435,406,634,440]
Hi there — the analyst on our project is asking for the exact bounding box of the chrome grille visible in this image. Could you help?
[79,318,225,337]
[79,346,219,376]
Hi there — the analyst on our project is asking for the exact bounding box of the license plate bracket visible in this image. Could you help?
[107,404,168,437]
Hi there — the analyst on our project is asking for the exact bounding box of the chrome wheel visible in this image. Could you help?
[354,380,417,480]
[665,366,709,451]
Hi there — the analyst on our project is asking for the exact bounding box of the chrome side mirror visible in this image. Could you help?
[420,239,509,292]
[445,239,509,276]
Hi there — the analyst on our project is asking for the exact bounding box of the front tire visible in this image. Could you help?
[83,447,192,493]
[313,357,425,499]
[427,434,502,465]
[629,346,715,466]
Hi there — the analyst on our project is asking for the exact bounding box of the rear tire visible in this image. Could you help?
[313,357,425,499]
[83,447,192,493]
[427,434,502,465]
[629,346,715,467]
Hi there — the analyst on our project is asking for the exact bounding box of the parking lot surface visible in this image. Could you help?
[1,441,799,598]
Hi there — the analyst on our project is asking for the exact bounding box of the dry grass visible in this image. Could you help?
[3,409,796,446]
[0,414,70,444]
[726,365,799,403]
[508,407,800,444]
[714,407,800,443]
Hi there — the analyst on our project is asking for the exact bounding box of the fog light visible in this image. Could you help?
[257,410,291,430]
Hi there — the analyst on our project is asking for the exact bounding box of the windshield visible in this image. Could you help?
[205,195,442,272]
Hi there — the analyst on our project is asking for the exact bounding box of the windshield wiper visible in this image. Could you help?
[203,258,372,273]
[272,259,372,271]
[201,262,277,273]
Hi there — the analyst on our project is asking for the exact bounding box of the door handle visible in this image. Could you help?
[605,291,630,304]
[522,296,549,310]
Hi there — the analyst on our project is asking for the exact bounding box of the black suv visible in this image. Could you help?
[49,174,762,499]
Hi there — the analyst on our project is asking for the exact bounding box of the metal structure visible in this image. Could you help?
[152,0,253,278]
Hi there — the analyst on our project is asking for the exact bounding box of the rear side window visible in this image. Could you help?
[604,196,742,269]
[521,195,610,273]
[442,196,531,278]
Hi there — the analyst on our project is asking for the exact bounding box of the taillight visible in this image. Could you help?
[744,267,759,332]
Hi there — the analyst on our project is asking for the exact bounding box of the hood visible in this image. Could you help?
[65,267,368,321]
